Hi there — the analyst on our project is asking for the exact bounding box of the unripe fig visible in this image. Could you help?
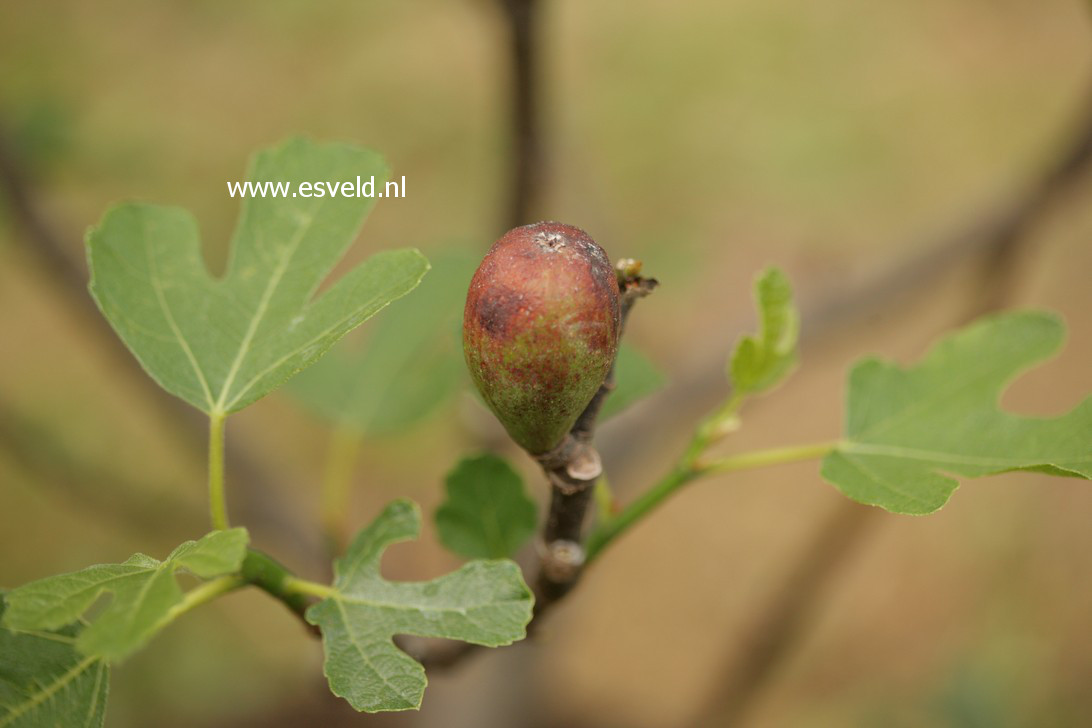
[464,222,621,454]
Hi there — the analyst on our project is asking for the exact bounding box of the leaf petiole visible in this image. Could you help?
[208,412,229,530]
[320,425,363,556]
[281,576,338,601]
[159,575,244,629]
[696,441,839,475]
[695,392,743,445]
[586,268,807,563]
[585,440,837,563]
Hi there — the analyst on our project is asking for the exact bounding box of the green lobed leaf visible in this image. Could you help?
[1,529,248,662]
[289,250,476,435]
[307,500,533,712]
[729,267,799,397]
[822,311,1092,514]
[435,454,537,560]
[87,137,430,416]
[165,528,250,577]
[0,596,109,728]
[600,344,667,421]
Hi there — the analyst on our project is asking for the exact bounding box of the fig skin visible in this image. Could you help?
[464,222,621,454]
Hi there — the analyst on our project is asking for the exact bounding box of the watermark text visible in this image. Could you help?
[226,175,406,199]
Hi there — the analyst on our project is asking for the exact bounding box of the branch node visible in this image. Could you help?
[565,445,602,482]
[538,539,586,584]
[532,434,579,471]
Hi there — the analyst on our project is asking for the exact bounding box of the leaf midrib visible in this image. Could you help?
[213,208,317,413]
[333,600,414,708]
[334,589,521,615]
[221,259,414,412]
[832,451,939,509]
[11,567,154,627]
[474,482,507,557]
[842,442,1089,469]
[0,655,99,728]
[82,662,107,728]
[145,221,215,410]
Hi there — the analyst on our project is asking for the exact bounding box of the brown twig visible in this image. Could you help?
[498,0,543,228]
[534,264,657,602]
[570,264,659,443]
[0,397,205,542]
[698,502,877,727]
[413,265,658,669]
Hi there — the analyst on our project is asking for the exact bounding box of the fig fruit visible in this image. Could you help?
[464,222,621,454]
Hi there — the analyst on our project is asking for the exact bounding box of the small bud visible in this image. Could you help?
[463,222,621,454]
[615,257,643,283]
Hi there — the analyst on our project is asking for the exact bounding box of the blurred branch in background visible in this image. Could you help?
[0,395,204,542]
[602,77,1092,473]
[695,502,876,727]
[0,122,322,565]
[810,84,1092,332]
[687,76,1092,728]
[499,0,543,228]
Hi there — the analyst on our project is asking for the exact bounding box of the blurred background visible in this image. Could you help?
[2,0,1091,726]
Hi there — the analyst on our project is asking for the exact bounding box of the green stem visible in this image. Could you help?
[208,412,229,530]
[157,574,244,631]
[240,549,320,624]
[585,465,697,562]
[320,425,362,556]
[593,475,615,523]
[281,576,338,600]
[698,441,839,475]
[146,556,335,641]
[695,392,744,445]
[585,440,837,563]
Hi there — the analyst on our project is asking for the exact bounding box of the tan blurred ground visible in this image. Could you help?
[1,1,1091,726]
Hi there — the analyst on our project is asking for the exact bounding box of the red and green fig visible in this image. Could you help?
[463,222,621,454]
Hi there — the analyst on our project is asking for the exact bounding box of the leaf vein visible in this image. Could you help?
[334,600,409,705]
[214,209,316,411]
[145,236,215,409]
[222,280,395,412]
[844,442,1090,470]
[837,452,939,509]
[0,655,98,728]
[82,661,107,728]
